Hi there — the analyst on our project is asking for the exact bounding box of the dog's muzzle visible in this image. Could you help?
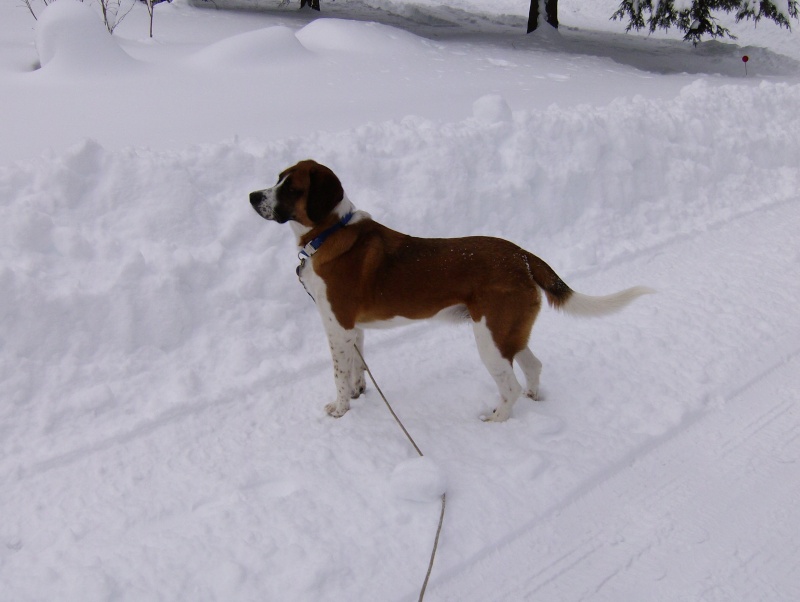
[249,190,276,221]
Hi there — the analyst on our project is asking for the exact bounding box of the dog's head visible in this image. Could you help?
[249,160,344,227]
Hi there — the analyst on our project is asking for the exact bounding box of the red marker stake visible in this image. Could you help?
[742,55,749,75]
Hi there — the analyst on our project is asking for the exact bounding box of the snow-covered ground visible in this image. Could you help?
[1,1,799,600]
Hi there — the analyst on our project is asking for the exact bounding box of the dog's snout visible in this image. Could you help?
[249,191,263,207]
[250,189,280,221]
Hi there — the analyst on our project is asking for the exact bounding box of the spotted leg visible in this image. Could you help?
[323,325,360,418]
[350,328,367,399]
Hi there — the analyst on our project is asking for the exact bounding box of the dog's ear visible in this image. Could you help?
[306,163,344,224]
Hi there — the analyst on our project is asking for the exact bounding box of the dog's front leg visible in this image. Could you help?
[323,325,360,418]
[349,328,366,399]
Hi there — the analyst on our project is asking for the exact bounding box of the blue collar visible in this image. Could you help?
[298,212,354,259]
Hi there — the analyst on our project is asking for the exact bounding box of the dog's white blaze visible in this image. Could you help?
[257,175,286,215]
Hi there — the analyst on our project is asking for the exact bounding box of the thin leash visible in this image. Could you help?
[296,227,445,601]
[353,344,446,602]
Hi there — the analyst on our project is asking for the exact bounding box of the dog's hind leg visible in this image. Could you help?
[515,347,543,401]
[473,318,523,422]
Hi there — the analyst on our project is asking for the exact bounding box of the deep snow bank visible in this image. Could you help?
[2,80,799,463]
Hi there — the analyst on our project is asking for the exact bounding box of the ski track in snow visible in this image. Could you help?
[416,195,800,601]
[430,356,800,601]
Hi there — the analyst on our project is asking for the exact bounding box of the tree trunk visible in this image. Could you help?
[527,0,559,34]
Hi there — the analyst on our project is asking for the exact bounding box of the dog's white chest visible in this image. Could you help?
[298,258,335,319]
[297,258,315,300]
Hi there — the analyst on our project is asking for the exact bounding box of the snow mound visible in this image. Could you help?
[527,22,563,47]
[390,457,447,502]
[295,18,434,56]
[188,26,311,69]
[472,94,513,125]
[34,0,135,75]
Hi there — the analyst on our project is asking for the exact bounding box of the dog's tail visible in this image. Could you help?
[525,251,654,317]
[557,286,655,317]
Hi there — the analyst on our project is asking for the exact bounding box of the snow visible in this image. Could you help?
[295,17,435,55]
[390,457,447,502]
[188,25,311,67]
[1,0,800,600]
[471,94,513,125]
[34,0,137,74]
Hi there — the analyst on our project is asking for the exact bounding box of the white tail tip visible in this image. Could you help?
[562,286,655,318]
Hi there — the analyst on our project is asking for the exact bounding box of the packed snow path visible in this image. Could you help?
[428,200,800,601]
[432,356,800,601]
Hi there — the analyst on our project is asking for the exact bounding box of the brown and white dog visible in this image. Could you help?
[249,160,652,422]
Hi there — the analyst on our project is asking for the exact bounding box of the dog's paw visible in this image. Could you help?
[325,401,350,418]
[525,388,541,401]
[480,407,511,423]
[349,377,366,399]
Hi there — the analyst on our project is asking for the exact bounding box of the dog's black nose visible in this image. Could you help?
[249,191,263,206]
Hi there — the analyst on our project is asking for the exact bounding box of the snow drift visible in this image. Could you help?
[35,0,137,74]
